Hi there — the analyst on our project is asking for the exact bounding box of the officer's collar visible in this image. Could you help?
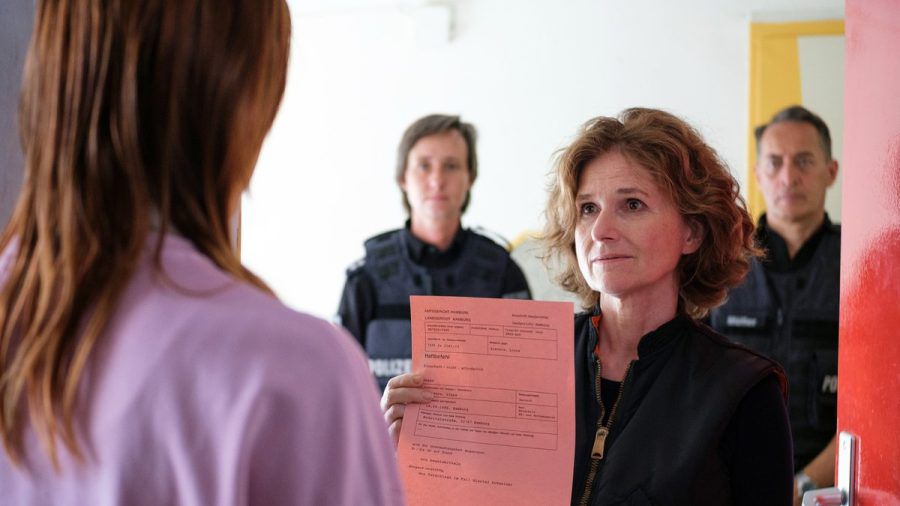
[401,220,467,265]
[757,214,832,273]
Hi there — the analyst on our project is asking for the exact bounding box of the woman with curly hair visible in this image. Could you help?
[383,108,793,505]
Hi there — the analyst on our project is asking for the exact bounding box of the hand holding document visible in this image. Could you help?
[396,296,575,505]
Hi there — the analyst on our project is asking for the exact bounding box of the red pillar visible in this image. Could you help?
[839,0,900,503]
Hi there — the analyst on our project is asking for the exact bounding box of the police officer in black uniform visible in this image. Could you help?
[337,114,530,392]
[709,106,840,504]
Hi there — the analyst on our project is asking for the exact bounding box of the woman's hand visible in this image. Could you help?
[381,373,434,447]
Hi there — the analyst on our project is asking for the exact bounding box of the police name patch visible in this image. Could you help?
[726,315,759,328]
[369,358,412,377]
[821,374,838,394]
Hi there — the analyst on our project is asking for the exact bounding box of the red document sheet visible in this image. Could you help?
[397,296,575,505]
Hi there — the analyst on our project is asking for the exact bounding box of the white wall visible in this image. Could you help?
[242,0,844,319]
[798,35,845,221]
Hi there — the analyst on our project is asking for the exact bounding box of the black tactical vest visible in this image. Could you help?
[709,225,840,470]
[362,229,519,391]
[573,313,784,505]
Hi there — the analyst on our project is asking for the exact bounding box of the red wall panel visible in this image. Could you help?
[840,0,900,503]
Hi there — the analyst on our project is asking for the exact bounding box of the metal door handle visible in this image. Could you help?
[801,432,856,506]
[802,487,844,506]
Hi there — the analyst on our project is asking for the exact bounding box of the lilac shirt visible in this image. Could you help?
[0,234,405,505]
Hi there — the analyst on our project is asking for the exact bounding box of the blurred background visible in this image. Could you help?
[0,0,846,318]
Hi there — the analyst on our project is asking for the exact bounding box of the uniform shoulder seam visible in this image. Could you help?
[345,256,367,275]
[693,319,779,365]
[468,227,512,251]
[364,229,401,247]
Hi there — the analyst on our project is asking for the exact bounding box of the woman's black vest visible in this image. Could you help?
[572,313,785,505]
[708,225,840,470]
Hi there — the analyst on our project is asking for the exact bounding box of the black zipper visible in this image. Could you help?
[577,358,633,506]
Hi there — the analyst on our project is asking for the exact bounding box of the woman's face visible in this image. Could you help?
[401,130,472,224]
[574,151,700,303]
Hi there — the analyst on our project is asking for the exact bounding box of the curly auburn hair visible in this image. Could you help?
[543,108,760,318]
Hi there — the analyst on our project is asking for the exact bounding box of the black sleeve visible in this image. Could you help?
[721,373,794,506]
[501,257,532,299]
[336,269,376,348]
